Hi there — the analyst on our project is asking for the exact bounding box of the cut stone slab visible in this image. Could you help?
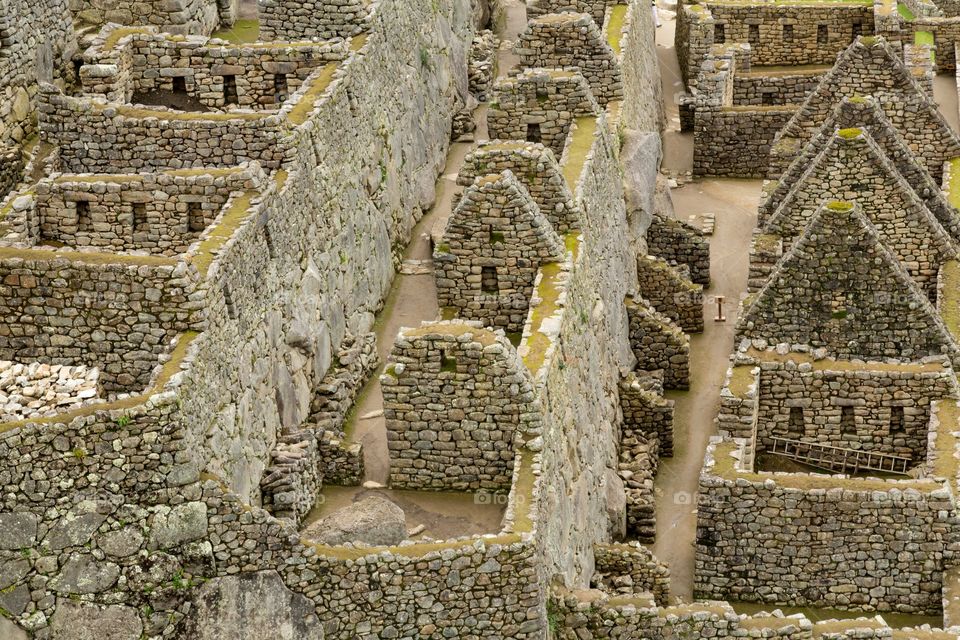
[50,554,120,594]
[303,495,406,546]
[49,601,143,640]
[150,502,208,549]
[180,570,324,640]
[0,513,38,549]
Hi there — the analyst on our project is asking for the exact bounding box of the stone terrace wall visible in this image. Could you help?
[488,68,600,157]
[0,253,203,392]
[260,0,371,41]
[382,322,542,492]
[80,27,345,109]
[457,140,581,233]
[435,171,566,334]
[696,440,959,613]
[517,12,623,105]
[753,359,955,460]
[32,165,264,255]
[70,0,223,35]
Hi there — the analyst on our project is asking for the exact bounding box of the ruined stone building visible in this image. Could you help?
[4,0,960,636]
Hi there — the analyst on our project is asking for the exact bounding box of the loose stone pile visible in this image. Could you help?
[0,361,100,421]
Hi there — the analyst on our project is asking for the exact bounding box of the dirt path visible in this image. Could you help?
[649,7,760,602]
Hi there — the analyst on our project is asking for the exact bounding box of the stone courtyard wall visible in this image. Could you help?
[70,0,223,35]
[0,252,203,393]
[31,165,264,255]
[79,26,346,108]
[752,359,955,460]
[695,439,959,614]
[732,70,825,106]
[260,0,372,41]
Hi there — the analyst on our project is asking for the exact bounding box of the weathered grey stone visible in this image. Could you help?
[0,618,27,640]
[44,502,109,550]
[303,495,406,546]
[50,554,120,594]
[98,526,145,558]
[180,570,324,640]
[150,502,208,549]
[49,601,143,640]
[0,513,38,550]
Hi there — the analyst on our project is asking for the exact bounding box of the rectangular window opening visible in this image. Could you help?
[188,203,206,233]
[817,24,828,45]
[440,348,457,373]
[714,23,725,44]
[783,24,794,42]
[75,200,90,232]
[172,76,187,93]
[841,405,856,435]
[890,406,905,433]
[132,203,148,234]
[851,22,863,39]
[222,74,238,105]
[526,123,542,143]
[481,266,499,294]
[748,24,760,45]
[274,73,289,104]
[788,406,804,438]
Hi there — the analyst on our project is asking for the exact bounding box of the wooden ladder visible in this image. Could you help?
[768,436,912,476]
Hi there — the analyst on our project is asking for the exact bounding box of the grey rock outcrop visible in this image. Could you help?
[303,495,407,546]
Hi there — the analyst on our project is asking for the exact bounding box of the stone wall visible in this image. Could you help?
[527,0,621,23]
[70,0,223,35]
[696,439,959,614]
[621,0,666,133]
[435,171,566,333]
[762,129,956,298]
[637,254,704,333]
[39,85,293,171]
[260,0,371,41]
[31,165,264,256]
[382,322,542,491]
[516,12,623,105]
[0,0,75,154]
[739,201,959,366]
[732,70,825,106]
[752,358,954,460]
[626,296,690,389]
[646,210,710,285]
[457,140,581,233]
[80,26,346,108]
[0,252,203,393]
[592,542,671,606]
[676,0,873,86]
[692,47,800,177]
[488,68,600,157]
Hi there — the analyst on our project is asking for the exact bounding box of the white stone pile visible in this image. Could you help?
[0,361,101,421]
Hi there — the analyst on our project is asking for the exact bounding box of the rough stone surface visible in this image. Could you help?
[302,496,406,547]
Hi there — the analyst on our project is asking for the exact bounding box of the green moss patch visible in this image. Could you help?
[211,19,260,44]
[897,2,916,19]
[606,5,629,55]
[826,200,853,211]
[286,62,339,126]
[836,127,862,139]
[188,189,257,277]
[562,116,598,191]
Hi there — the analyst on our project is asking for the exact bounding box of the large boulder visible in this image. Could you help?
[303,495,406,546]
[49,601,143,640]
